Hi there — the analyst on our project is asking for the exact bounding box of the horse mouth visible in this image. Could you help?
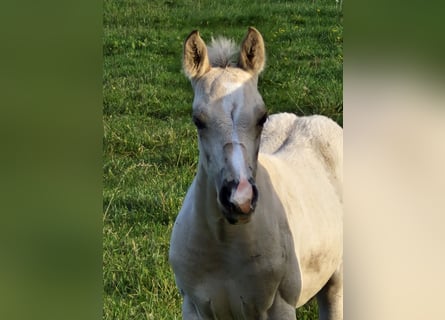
[219,205,254,224]
[221,208,253,225]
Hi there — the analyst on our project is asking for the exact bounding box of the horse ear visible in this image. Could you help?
[238,27,265,75]
[183,30,211,80]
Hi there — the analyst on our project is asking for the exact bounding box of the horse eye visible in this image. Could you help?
[193,116,206,130]
[257,113,268,127]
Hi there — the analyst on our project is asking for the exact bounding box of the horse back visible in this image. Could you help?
[260,113,342,200]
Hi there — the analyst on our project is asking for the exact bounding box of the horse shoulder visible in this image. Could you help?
[257,151,342,306]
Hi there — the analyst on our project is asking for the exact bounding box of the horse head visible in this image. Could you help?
[183,27,268,224]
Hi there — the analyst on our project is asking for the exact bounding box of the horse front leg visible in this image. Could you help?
[316,262,343,320]
[182,295,201,320]
[267,291,299,319]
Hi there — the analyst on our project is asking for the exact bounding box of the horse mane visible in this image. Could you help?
[207,36,239,68]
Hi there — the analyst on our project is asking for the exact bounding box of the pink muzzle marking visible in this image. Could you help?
[231,178,253,214]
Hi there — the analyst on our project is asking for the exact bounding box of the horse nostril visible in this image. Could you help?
[251,182,259,209]
[219,181,236,211]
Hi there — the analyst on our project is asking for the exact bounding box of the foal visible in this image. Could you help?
[169,27,343,320]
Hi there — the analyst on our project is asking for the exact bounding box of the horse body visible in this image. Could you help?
[169,28,343,319]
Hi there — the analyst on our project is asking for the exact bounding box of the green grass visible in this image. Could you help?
[103,0,342,318]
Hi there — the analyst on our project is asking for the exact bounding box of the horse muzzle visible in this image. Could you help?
[218,177,258,224]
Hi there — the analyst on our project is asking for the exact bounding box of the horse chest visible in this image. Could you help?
[176,242,291,319]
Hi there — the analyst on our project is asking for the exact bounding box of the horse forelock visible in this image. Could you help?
[207,37,239,68]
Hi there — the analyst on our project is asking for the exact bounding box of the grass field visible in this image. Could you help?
[103,0,342,318]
